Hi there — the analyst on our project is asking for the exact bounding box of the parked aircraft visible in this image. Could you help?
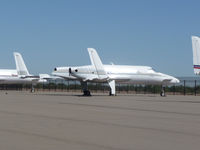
[53,48,179,96]
[0,52,50,91]
[191,36,200,75]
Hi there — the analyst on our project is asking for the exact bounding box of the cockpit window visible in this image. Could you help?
[151,68,157,72]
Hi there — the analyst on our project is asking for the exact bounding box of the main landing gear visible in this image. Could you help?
[81,80,116,96]
[83,90,91,96]
[81,82,91,96]
[31,84,35,93]
[109,90,116,96]
[108,80,116,96]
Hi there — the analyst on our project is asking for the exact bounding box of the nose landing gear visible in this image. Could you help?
[160,86,166,97]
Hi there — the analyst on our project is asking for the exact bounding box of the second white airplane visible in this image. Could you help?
[53,48,179,96]
[0,52,50,91]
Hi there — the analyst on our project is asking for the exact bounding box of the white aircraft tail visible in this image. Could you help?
[87,48,116,95]
[88,48,107,76]
[13,52,30,76]
[192,36,200,75]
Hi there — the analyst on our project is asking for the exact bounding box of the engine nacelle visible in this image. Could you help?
[54,67,70,72]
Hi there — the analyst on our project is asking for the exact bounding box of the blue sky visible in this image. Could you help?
[0,0,199,76]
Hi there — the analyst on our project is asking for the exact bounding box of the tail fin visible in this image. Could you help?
[87,48,107,76]
[13,52,30,76]
[192,36,200,75]
[87,48,115,95]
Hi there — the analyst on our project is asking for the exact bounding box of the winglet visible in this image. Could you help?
[13,52,30,76]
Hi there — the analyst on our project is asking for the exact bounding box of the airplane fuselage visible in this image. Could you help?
[0,69,45,84]
[53,65,179,85]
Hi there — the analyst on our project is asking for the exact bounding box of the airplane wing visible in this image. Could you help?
[20,75,39,79]
[39,74,63,80]
[19,73,57,82]
[39,74,51,79]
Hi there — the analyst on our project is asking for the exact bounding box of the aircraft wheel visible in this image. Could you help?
[109,91,116,96]
[83,90,91,96]
[31,88,35,93]
[160,90,166,97]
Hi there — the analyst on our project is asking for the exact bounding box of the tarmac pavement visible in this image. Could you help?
[0,91,199,150]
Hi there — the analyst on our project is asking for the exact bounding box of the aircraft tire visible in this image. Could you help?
[83,90,91,96]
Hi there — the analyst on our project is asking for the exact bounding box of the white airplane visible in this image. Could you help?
[0,52,49,91]
[191,36,200,75]
[52,48,179,96]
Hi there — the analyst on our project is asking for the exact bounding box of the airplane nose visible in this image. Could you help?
[171,78,180,84]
